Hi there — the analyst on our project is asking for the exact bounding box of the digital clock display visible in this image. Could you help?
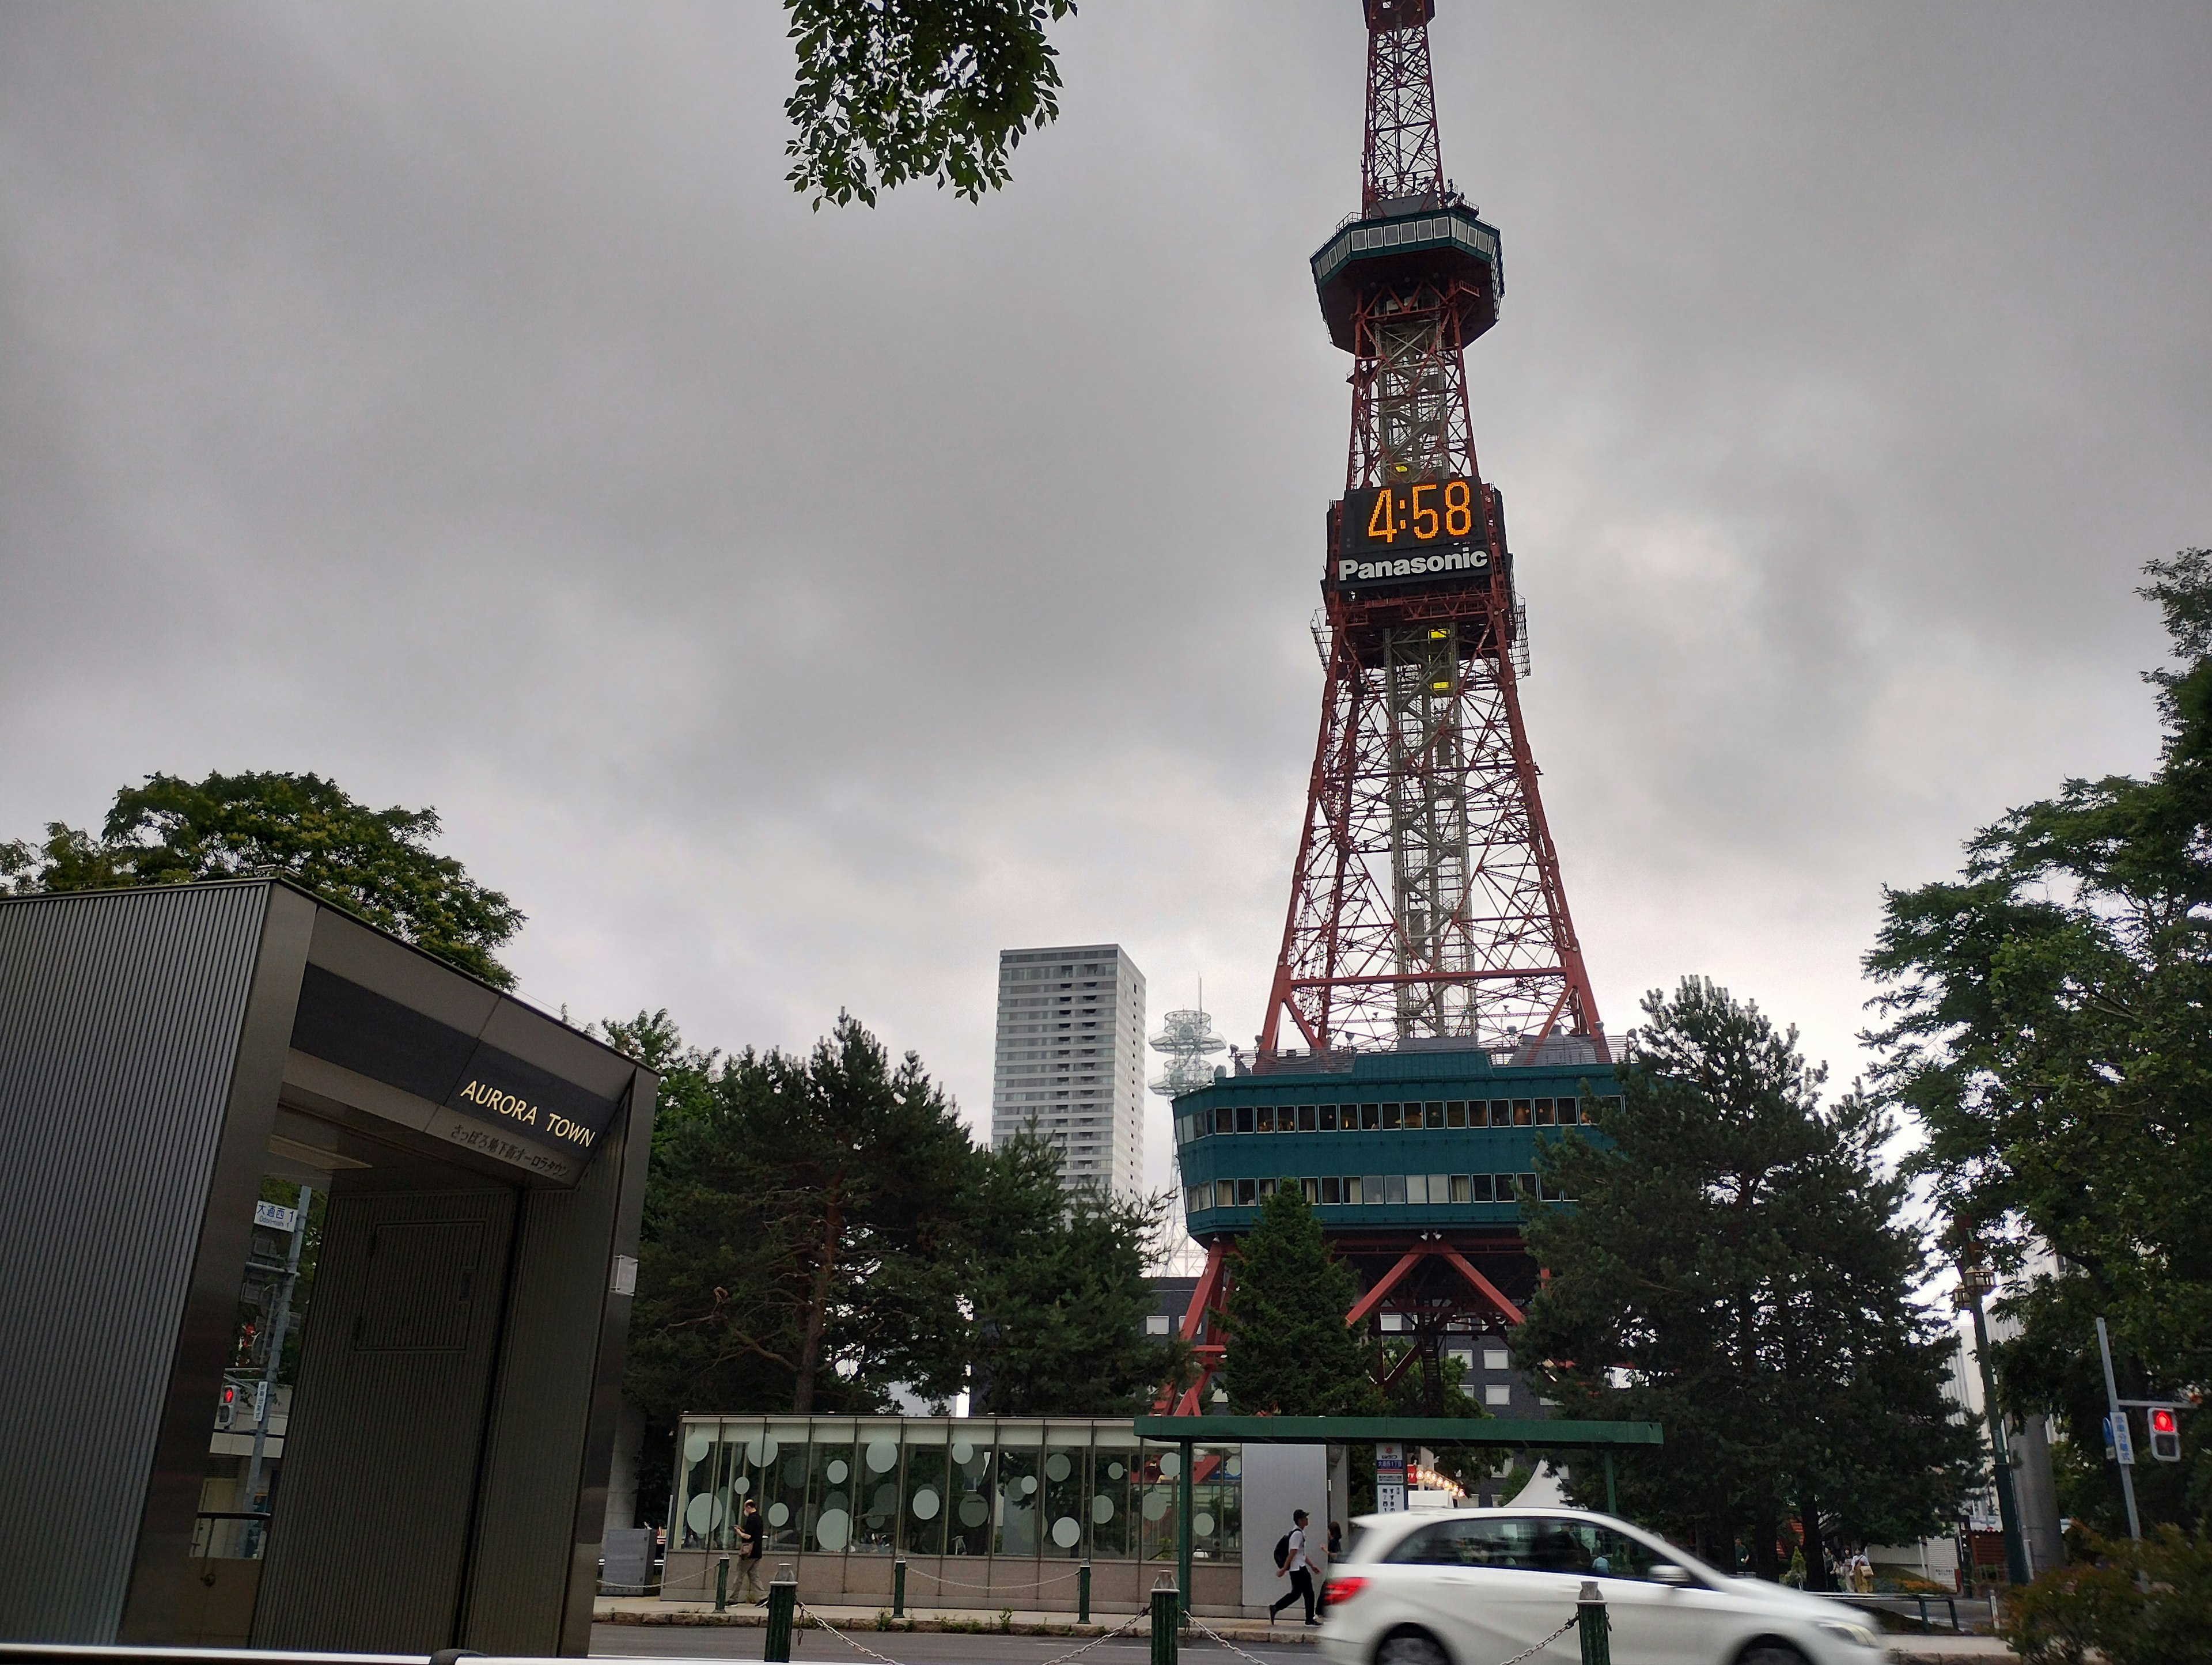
[1334,476,1493,587]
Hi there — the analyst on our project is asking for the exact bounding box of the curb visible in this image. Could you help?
[593,1609,1321,1645]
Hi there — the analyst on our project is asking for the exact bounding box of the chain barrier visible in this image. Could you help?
[794,1599,1145,1665]
[1178,1612,1278,1665]
[908,1565,1087,1592]
[1488,1613,1583,1665]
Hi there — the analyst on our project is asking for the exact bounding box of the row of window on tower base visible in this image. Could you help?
[1176,1095,1622,1143]
[1187,1171,1571,1214]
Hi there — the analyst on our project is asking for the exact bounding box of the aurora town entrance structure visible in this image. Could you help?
[0,879,656,1655]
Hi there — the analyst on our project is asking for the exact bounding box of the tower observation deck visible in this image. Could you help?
[1162,1,1617,1417]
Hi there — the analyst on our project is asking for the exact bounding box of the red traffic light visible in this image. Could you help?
[2152,1408,2178,1435]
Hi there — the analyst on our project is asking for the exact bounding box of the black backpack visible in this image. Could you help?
[1274,1533,1291,1570]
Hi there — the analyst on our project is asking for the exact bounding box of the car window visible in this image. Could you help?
[1386,1518,1668,1580]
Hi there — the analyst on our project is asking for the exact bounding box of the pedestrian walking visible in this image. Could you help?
[1270,1508,1319,1626]
[735,1498,766,1603]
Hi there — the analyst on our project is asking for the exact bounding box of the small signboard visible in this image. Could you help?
[1377,1441,1406,1514]
[254,1200,298,1234]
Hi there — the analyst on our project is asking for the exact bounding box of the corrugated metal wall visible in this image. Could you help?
[0,886,271,1643]
[251,1184,517,1652]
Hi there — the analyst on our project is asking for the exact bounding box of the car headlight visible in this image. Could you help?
[1816,1618,1882,1649]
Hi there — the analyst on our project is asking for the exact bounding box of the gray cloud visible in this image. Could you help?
[5,2,2209,1202]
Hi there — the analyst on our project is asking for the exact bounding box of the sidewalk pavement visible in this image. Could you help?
[595,1598,1319,1644]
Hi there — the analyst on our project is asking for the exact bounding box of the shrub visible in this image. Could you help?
[2001,1528,2212,1665]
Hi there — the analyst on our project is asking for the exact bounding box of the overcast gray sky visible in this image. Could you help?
[5,2,2209,1203]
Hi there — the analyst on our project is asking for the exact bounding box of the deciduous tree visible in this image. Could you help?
[1,769,522,987]
[1867,551,2212,1534]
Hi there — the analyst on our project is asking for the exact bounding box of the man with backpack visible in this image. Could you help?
[1269,1508,1319,1625]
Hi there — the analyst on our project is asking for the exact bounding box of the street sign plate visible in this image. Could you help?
[253,1200,298,1233]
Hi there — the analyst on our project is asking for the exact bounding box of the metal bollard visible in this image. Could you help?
[715,1556,730,1613]
[893,1559,906,1619]
[765,1573,798,1663]
[1577,1580,1611,1665]
[1916,1595,1929,1633]
[1079,1562,1092,1625]
[1150,1582,1180,1665]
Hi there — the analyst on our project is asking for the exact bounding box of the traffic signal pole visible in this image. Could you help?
[2094,1317,2144,1543]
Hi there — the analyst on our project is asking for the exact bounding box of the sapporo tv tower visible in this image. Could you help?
[1164,1,1619,1419]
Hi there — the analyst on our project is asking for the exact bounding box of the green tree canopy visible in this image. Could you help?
[1223,1182,1378,1417]
[1518,978,1976,1582]
[1868,550,2212,1533]
[0,769,523,987]
[783,0,1077,206]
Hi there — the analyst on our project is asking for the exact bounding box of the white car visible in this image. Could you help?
[1315,1508,1889,1665]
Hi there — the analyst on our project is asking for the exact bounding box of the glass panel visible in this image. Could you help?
[1426,1102,1445,1128]
[1407,1175,1428,1205]
[1215,1107,1233,1134]
[1446,1102,1465,1128]
[1514,1101,1533,1126]
[1381,1103,1402,1129]
[1138,1444,1182,1561]
[676,1421,719,1549]
[766,1423,808,1554]
[1449,1175,1471,1203]
[1089,1431,1140,1560]
[994,1427,1043,1556]
[852,1420,902,1553]
[900,1424,949,1556]
[1344,1176,1363,1204]
[1473,1174,1494,1201]
[1191,1445,1241,1563]
[1298,1106,1316,1131]
[1490,1100,1512,1127]
[1535,1098,1555,1126]
[1319,1106,1338,1130]
[1385,1175,1407,1204]
[1237,1179,1256,1204]
[1495,1173,1517,1200]
[1302,1178,1319,1203]
[1236,1106,1254,1133]
[1321,1177,1341,1204]
[1365,1175,1385,1204]
[1431,1175,1450,1204]
[1362,1104,1381,1130]
[807,1428,858,1553]
[946,1431,994,1556]
[1041,1427,1089,1557]
[1215,1179,1234,1208]
[1256,1106,1274,1133]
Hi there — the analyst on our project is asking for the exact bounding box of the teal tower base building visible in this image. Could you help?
[1165,1044,1618,1414]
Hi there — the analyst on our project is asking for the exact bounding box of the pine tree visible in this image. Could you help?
[1519,978,1976,1580]
[1224,1183,1378,1416]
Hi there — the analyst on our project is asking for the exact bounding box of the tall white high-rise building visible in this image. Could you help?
[991,945,1145,1194]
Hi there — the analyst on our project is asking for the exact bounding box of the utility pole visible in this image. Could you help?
[2094,1316,2143,1543]
[244,1184,311,1554]
[1956,1264,2030,1586]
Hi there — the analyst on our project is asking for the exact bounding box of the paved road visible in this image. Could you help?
[592,1626,1317,1665]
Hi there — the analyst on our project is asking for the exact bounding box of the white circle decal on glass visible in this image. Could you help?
[760,1436,780,1466]
[1158,1452,1181,1478]
[951,1441,975,1465]
[1142,1493,1168,1522]
[871,1484,898,1520]
[1045,1453,1072,1482]
[866,1439,898,1474]
[768,1503,790,1527]
[684,1493,719,1535]
[733,1476,751,1495]
[684,1431,711,1463]
[816,1510,850,1552]
[912,1488,941,1521]
[1108,1462,1126,1480]
[1052,1517,1081,1549]
[1092,1496,1114,1524]
[959,1496,988,1528]
[1022,1474,1038,1495]
[1194,1512,1215,1538]
[827,1459,849,1484]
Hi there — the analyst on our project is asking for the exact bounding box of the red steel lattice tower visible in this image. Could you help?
[1258,0,1606,1064]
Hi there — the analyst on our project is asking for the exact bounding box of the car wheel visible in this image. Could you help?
[1377,1629,1450,1665]
[1736,1644,1809,1665]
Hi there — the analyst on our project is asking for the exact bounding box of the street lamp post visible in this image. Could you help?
[1956,1263,2031,1587]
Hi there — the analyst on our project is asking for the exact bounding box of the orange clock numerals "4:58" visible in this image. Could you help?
[1362,478,1476,545]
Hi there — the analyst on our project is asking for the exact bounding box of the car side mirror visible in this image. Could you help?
[1649,1563,1693,1587]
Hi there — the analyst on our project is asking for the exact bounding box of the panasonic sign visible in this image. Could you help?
[1335,546,1490,586]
